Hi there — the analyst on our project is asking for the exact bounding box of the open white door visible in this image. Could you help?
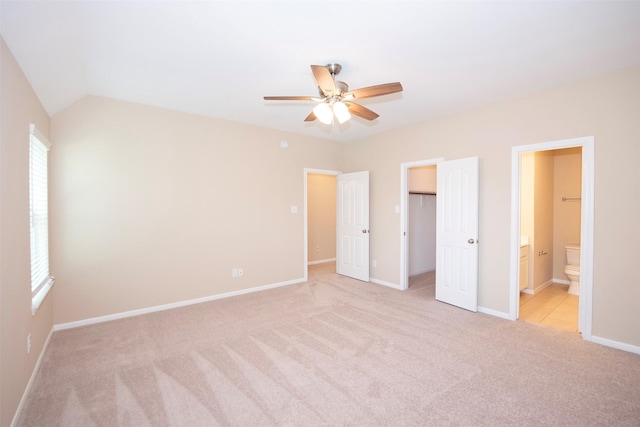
[435,157,479,311]
[336,171,370,282]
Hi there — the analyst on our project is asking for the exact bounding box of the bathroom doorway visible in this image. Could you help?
[518,148,582,332]
[510,137,594,340]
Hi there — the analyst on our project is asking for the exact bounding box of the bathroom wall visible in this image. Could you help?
[553,148,582,279]
[521,153,535,288]
[532,151,555,291]
[307,173,336,264]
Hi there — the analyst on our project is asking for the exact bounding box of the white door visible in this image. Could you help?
[336,171,370,282]
[435,157,479,311]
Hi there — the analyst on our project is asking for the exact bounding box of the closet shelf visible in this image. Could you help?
[409,191,436,195]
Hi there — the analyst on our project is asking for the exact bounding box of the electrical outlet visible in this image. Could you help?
[316,246,320,252]
[372,260,377,268]
[232,268,238,277]
[27,334,31,354]
[238,268,243,277]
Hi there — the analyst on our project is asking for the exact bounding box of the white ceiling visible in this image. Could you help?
[2,1,639,142]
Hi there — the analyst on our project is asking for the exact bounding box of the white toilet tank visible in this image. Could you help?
[565,244,580,265]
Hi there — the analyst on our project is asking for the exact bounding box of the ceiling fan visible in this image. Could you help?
[264,63,403,125]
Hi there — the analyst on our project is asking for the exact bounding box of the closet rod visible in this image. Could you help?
[562,196,581,201]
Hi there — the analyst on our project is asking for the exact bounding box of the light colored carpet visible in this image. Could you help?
[18,263,640,426]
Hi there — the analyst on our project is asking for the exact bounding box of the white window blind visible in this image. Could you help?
[29,124,54,314]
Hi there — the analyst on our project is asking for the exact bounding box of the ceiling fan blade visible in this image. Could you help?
[346,102,379,121]
[304,111,317,122]
[311,65,336,96]
[346,82,403,100]
[264,96,315,101]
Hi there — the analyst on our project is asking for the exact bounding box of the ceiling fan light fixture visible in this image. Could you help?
[264,63,403,124]
[333,101,351,124]
[313,102,333,125]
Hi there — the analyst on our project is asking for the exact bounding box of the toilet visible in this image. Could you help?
[563,244,580,295]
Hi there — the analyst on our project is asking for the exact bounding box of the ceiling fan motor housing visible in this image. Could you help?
[317,80,348,98]
[335,81,348,96]
[326,63,342,76]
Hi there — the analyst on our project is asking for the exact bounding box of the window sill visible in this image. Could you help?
[32,277,54,315]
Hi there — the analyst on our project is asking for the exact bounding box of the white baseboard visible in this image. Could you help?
[478,306,511,320]
[408,267,436,277]
[54,277,306,331]
[370,277,402,290]
[11,327,54,427]
[524,279,554,295]
[522,279,569,295]
[590,335,640,355]
[307,258,336,266]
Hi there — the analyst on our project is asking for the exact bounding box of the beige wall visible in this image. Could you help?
[408,166,436,194]
[0,38,53,427]
[342,66,640,346]
[49,96,342,324]
[553,148,582,279]
[2,40,639,426]
[307,174,336,264]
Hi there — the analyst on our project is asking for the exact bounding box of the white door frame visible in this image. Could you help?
[400,158,444,290]
[509,136,594,340]
[303,168,341,281]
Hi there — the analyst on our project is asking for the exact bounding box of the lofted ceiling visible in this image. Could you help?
[1,1,639,142]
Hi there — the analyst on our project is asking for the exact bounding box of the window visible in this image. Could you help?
[29,124,54,314]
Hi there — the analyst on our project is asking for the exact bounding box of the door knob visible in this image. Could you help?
[362,229,369,234]
[468,238,475,244]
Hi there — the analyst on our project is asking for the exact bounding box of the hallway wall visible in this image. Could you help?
[307,173,336,264]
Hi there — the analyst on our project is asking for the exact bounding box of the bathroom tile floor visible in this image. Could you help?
[519,283,579,333]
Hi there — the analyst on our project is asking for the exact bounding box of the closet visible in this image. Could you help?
[408,166,437,277]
